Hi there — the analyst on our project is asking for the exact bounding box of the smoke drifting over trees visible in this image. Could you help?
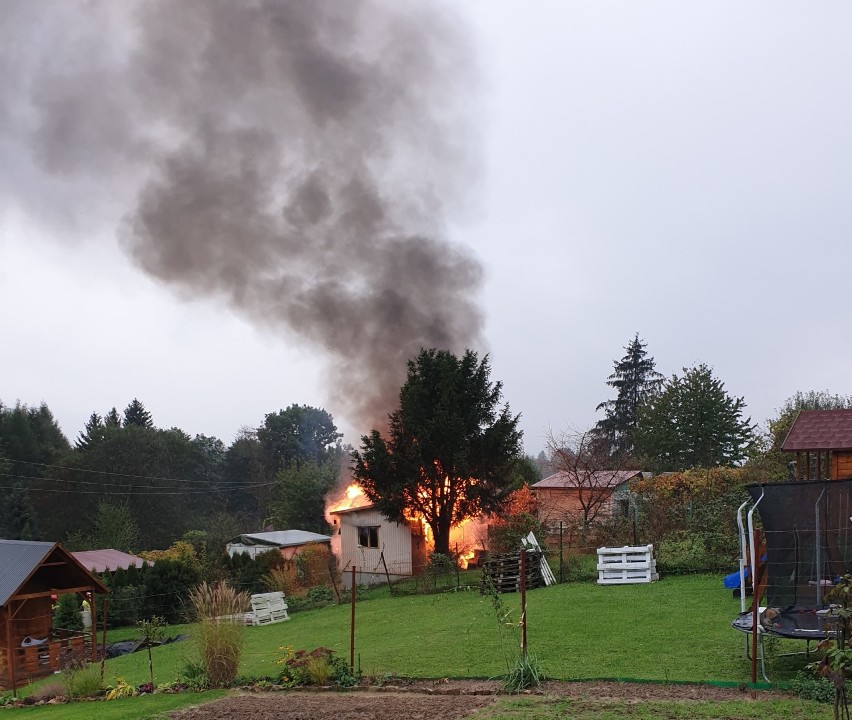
[1,0,485,430]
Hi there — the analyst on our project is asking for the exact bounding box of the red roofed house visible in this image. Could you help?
[531,469,643,531]
[782,409,852,480]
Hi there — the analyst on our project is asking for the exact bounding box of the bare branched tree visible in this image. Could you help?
[536,429,640,548]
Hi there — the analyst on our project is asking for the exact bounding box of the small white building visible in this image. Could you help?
[329,505,428,588]
[226,530,332,560]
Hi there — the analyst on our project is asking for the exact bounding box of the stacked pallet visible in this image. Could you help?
[480,551,545,594]
[597,545,658,585]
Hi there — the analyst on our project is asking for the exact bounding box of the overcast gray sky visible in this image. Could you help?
[2,1,851,455]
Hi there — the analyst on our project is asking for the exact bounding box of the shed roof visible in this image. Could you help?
[532,469,642,490]
[72,549,146,574]
[0,540,108,606]
[228,530,331,548]
[328,503,377,516]
[782,410,852,451]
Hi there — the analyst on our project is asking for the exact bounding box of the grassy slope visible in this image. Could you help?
[100,574,770,685]
[19,574,816,696]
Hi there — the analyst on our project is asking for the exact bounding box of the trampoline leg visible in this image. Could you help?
[745,632,770,682]
[758,633,769,683]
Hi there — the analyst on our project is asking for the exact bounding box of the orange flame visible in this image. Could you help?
[327,479,487,570]
[326,483,371,519]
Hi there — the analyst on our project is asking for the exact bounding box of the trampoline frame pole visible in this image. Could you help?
[736,499,750,614]
[815,486,826,607]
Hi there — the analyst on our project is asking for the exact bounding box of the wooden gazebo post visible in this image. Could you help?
[4,608,15,696]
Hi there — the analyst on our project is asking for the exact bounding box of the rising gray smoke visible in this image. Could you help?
[1,0,484,430]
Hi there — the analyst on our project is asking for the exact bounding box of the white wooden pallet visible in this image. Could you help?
[597,545,658,585]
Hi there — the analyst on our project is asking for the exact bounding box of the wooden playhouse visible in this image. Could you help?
[0,540,108,691]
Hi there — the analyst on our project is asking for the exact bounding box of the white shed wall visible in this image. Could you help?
[332,508,417,588]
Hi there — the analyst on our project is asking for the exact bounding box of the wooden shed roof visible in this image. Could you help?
[782,410,852,451]
[0,540,108,606]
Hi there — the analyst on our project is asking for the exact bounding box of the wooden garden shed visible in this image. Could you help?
[782,409,852,480]
[0,540,108,691]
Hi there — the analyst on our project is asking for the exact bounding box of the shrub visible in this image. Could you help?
[189,581,250,688]
[278,647,356,687]
[791,669,835,703]
[656,531,735,573]
[60,648,102,700]
[179,657,210,690]
[264,564,301,595]
[142,558,201,623]
[53,593,83,632]
[298,543,338,586]
[307,585,334,603]
[104,678,136,701]
[563,553,598,583]
[108,585,144,628]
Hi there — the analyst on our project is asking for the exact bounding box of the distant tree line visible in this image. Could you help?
[0,398,344,551]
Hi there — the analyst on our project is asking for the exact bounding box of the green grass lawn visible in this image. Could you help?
[3,690,226,720]
[90,574,807,687]
[11,574,819,706]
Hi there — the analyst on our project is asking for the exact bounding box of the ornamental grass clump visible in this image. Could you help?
[189,581,250,687]
[59,647,103,700]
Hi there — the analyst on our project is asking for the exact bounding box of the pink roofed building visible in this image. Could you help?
[531,469,643,531]
[71,548,146,574]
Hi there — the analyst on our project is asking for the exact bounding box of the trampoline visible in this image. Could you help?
[732,478,852,679]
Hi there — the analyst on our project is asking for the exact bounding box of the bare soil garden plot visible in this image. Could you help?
[170,681,794,720]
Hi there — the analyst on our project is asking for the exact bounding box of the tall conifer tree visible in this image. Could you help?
[594,334,664,458]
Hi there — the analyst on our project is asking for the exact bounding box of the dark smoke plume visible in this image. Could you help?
[1,0,484,430]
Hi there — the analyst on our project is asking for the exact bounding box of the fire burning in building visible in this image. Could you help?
[325,481,487,572]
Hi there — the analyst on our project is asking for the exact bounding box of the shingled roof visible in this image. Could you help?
[782,409,852,451]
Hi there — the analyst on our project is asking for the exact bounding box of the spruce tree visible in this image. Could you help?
[104,407,122,428]
[75,412,104,451]
[123,399,153,428]
[0,482,39,540]
[594,334,664,458]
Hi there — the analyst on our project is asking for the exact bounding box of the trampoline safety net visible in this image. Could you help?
[749,479,852,610]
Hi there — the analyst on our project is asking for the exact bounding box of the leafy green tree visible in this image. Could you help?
[635,363,756,471]
[271,457,340,534]
[91,500,140,552]
[123,399,154,428]
[75,425,197,548]
[257,405,342,475]
[352,348,523,556]
[222,429,265,523]
[594,334,664,458]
